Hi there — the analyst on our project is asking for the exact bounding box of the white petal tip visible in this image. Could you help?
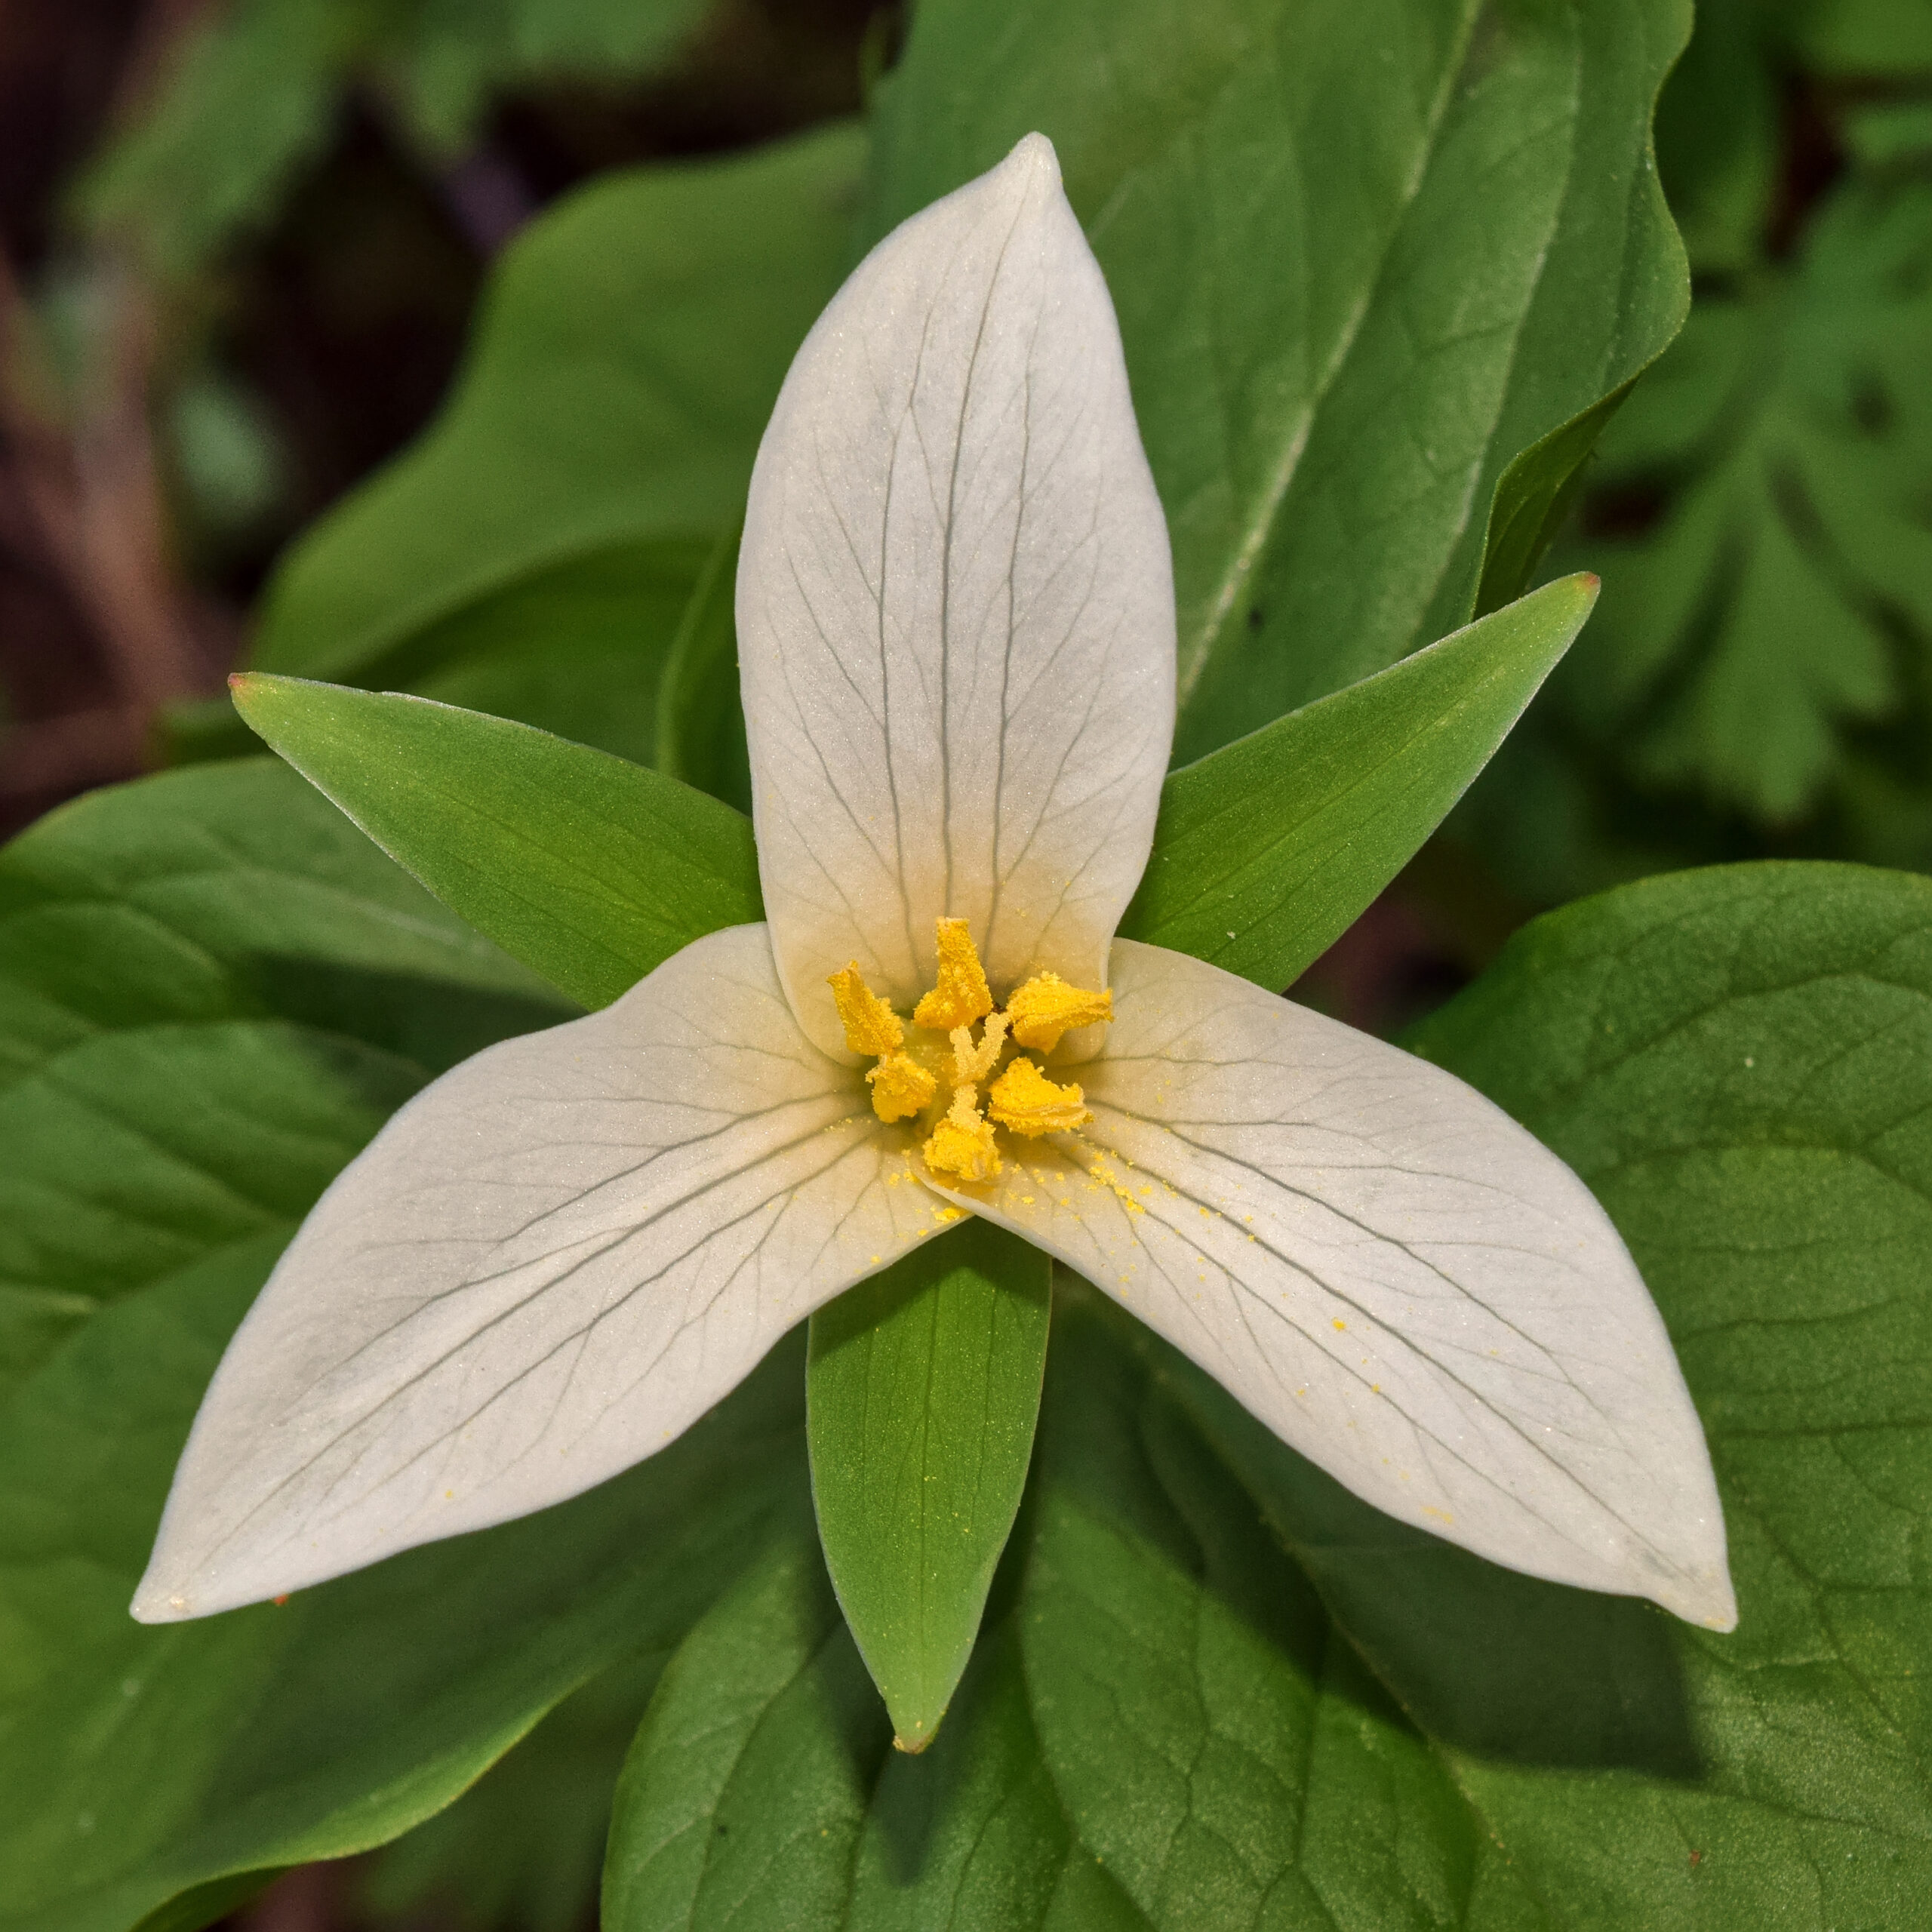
[1654,1567,1738,1632]
[1001,130,1061,187]
[128,1585,195,1625]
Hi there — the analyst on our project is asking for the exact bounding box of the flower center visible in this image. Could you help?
[827,918,1111,1185]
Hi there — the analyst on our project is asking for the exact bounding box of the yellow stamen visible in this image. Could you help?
[867,1053,937,1123]
[922,1087,1001,1184]
[988,1057,1091,1137]
[913,918,993,1031]
[949,1011,1010,1088]
[829,962,903,1058]
[1005,971,1112,1053]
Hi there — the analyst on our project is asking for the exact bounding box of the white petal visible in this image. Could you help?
[739,132,1175,1057]
[134,924,946,1620]
[928,940,1736,1628]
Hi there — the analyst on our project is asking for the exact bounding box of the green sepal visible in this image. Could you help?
[807,1220,1051,1752]
[1122,576,1598,989]
[230,674,761,1011]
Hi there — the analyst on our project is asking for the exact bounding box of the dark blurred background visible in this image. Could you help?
[4,2,1931,1924]
[0,0,882,835]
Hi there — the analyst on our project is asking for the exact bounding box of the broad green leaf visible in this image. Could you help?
[601,1534,891,1932]
[0,759,566,1404]
[230,675,761,1012]
[806,1220,1051,1752]
[0,759,806,1930]
[608,859,1932,1928]
[654,526,752,815]
[356,1646,670,1932]
[1173,860,1932,1926]
[608,1288,1541,1932]
[865,0,1690,762]
[251,123,864,686]
[0,1246,808,1932]
[1121,575,1598,990]
[387,537,715,769]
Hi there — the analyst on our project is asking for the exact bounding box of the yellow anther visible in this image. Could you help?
[1005,971,1112,1053]
[829,963,903,1058]
[949,1011,1009,1088]
[988,1057,1091,1137]
[867,1053,937,1124]
[913,918,992,1032]
[922,1087,1001,1184]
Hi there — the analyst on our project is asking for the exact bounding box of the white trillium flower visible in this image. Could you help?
[134,134,1736,1632]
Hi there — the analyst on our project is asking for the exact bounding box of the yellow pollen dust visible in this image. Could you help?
[924,1087,1001,1183]
[829,962,903,1058]
[988,1057,1091,1137]
[831,921,1115,1183]
[1005,970,1112,1052]
[867,1054,937,1123]
[912,918,992,1031]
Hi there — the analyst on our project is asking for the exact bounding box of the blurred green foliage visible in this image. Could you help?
[75,0,710,281]
[1461,0,1932,902]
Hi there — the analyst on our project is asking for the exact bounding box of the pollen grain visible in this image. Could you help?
[1006,970,1112,1052]
[913,918,993,1031]
[988,1057,1091,1137]
[829,962,903,1058]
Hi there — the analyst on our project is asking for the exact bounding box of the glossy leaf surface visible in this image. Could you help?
[865,0,1690,761]
[808,1220,1051,1752]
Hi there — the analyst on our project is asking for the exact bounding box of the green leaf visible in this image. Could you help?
[0,759,806,1929]
[654,526,753,815]
[865,0,1690,761]
[1408,861,1932,1918]
[385,537,717,770]
[609,859,1932,1927]
[1121,574,1598,990]
[0,759,567,1404]
[806,1220,1051,1752]
[0,1243,808,1932]
[251,123,864,687]
[1224,860,1932,1926]
[600,1534,892,1932]
[356,1645,670,1932]
[606,1289,1546,1931]
[230,675,761,1012]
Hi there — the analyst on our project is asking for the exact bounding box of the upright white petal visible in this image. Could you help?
[740,133,1175,1057]
[134,924,946,1621]
[928,940,1736,1628]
